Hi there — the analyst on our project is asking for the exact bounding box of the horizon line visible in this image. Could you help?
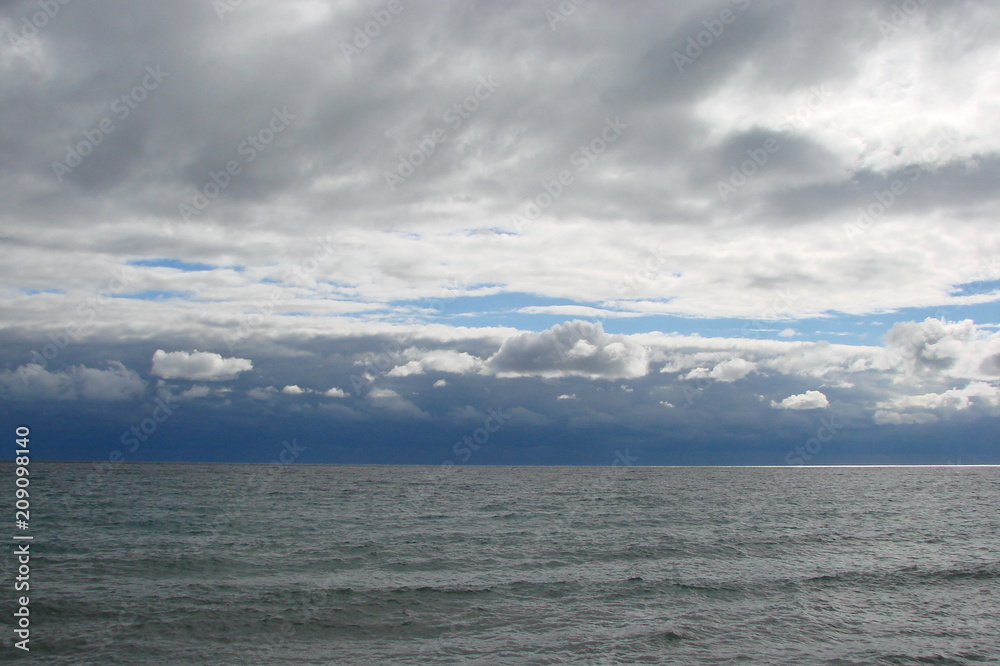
[9,460,999,468]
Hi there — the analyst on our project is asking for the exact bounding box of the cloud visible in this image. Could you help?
[507,406,550,427]
[0,361,145,401]
[873,381,1000,425]
[251,383,342,398]
[759,341,874,379]
[386,349,484,377]
[771,390,830,410]
[366,388,429,420]
[0,1,997,341]
[179,385,213,400]
[247,386,278,401]
[517,305,642,319]
[448,405,487,425]
[2,0,1000,464]
[873,410,939,425]
[151,350,252,381]
[485,320,649,379]
[880,318,1000,380]
[883,318,974,373]
[886,382,1000,411]
[169,384,231,401]
[685,358,757,383]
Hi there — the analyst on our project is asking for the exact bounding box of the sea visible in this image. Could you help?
[4,462,999,664]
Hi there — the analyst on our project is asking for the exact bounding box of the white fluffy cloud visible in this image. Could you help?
[653,337,877,381]
[151,350,252,381]
[685,358,757,383]
[387,350,484,377]
[881,318,1000,379]
[485,321,649,379]
[0,362,145,401]
[248,384,346,399]
[873,381,1000,425]
[771,390,830,410]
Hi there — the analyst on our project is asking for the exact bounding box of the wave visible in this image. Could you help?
[802,562,1000,588]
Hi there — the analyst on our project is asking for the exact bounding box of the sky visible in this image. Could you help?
[1,0,999,465]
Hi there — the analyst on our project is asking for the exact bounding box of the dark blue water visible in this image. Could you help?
[4,462,999,664]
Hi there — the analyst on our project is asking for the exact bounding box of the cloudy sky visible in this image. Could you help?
[2,0,999,465]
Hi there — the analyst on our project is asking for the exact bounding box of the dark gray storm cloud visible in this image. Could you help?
[2,0,996,238]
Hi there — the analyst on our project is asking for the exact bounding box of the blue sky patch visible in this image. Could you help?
[129,258,243,272]
[950,279,1000,297]
[113,290,192,301]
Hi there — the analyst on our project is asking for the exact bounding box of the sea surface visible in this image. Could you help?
[4,462,1000,664]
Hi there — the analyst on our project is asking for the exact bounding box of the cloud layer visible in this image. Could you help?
[151,350,252,381]
[1,1,998,463]
[0,362,145,401]
[0,0,997,333]
[772,390,830,411]
[486,321,649,379]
